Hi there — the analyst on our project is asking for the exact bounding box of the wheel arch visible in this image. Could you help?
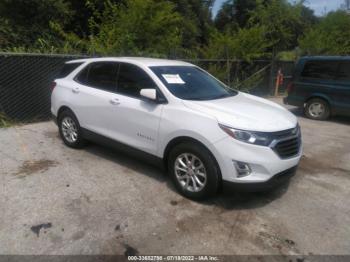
[304,94,332,107]
[57,105,83,128]
[162,136,222,180]
[57,106,75,120]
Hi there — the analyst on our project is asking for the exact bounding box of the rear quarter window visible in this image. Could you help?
[57,62,83,78]
[336,61,350,81]
[301,60,339,80]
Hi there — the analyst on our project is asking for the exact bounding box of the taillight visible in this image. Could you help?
[286,82,294,94]
[50,81,57,91]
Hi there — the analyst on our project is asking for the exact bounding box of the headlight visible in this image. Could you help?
[219,124,273,146]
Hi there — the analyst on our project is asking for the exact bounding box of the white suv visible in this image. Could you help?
[51,57,302,199]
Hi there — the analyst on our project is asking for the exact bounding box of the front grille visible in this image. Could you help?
[270,129,297,139]
[273,137,301,158]
[270,126,301,159]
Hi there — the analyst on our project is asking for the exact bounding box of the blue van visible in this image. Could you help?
[284,56,350,120]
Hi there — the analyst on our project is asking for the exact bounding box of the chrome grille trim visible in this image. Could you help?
[269,126,302,159]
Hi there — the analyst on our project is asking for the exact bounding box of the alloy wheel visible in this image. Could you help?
[61,116,78,143]
[174,153,207,192]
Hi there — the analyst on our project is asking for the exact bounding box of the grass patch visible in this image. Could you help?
[0,112,13,128]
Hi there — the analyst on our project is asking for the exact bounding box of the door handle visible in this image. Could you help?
[72,87,80,94]
[110,98,120,105]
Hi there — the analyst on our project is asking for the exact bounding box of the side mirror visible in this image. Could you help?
[140,89,157,101]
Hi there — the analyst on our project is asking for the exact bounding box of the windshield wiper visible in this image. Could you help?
[210,94,232,100]
[186,93,234,101]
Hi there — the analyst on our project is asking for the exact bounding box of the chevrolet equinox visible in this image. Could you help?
[51,57,302,199]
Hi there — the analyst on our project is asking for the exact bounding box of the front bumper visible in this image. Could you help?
[212,136,302,185]
[222,165,297,192]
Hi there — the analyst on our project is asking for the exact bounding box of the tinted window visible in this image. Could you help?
[150,66,237,100]
[301,61,338,79]
[58,62,82,78]
[76,62,118,92]
[75,64,89,84]
[117,63,157,98]
[336,61,350,81]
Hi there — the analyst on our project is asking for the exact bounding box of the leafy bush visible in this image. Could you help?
[299,11,350,55]
[204,26,272,61]
[88,0,184,56]
[0,112,12,128]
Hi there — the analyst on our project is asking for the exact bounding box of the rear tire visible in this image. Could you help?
[168,142,220,200]
[58,110,87,148]
[304,98,330,120]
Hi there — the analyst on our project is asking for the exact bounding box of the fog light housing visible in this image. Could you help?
[233,161,252,177]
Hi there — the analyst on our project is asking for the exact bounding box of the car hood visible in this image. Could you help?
[182,92,297,132]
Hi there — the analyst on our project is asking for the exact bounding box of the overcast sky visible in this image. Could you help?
[212,0,345,17]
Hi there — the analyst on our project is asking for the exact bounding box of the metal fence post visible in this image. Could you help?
[269,56,275,95]
[227,59,231,87]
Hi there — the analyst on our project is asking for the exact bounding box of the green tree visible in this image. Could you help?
[215,0,238,31]
[248,0,305,52]
[63,0,125,38]
[215,0,257,31]
[214,0,316,55]
[205,26,272,60]
[0,0,73,49]
[89,0,184,56]
[299,11,350,55]
[168,0,215,52]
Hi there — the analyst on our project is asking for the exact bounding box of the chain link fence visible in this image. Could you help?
[0,53,295,123]
[188,59,295,95]
[0,53,86,123]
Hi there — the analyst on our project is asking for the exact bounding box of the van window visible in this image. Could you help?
[301,61,338,80]
[75,62,119,92]
[336,61,350,81]
[58,62,83,78]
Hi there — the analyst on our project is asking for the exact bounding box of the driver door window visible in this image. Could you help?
[117,63,158,98]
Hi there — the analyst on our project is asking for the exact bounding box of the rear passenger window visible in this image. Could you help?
[301,61,338,79]
[75,62,119,92]
[336,62,350,81]
[117,63,158,98]
[57,62,83,78]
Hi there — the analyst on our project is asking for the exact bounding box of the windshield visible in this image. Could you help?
[150,66,237,101]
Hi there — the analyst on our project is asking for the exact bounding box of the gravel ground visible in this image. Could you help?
[0,97,350,256]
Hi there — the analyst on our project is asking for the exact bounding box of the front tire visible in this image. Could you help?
[304,98,330,120]
[58,110,87,148]
[168,142,220,200]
